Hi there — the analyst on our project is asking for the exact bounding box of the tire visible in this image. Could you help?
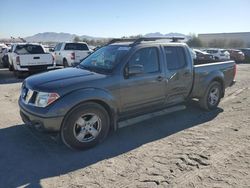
[199,81,222,111]
[61,102,110,150]
[63,59,69,67]
[9,63,13,71]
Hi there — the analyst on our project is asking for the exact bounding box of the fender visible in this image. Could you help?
[196,70,225,98]
[47,88,119,129]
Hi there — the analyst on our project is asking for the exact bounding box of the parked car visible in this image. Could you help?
[0,44,9,67]
[8,43,54,78]
[205,48,230,60]
[1,46,10,68]
[193,49,214,64]
[54,42,92,67]
[227,49,245,63]
[239,48,250,63]
[19,38,236,150]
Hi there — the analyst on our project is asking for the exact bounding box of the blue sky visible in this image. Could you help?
[0,0,250,38]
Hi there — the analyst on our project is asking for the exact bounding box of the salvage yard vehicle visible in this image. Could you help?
[8,43,54,78]
[205,48,230,61]
[240,48,250,63]
[228,49,245,63]
[193,49,215,64]
[19,37,236,150]
[54,42,92,67]
[0,44,10,68]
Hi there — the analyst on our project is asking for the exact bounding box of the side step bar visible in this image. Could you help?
[118,105,186,128]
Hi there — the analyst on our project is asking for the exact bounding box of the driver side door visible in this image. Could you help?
[119,47,166,117]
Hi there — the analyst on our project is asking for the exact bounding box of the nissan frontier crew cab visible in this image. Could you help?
[19,38,236,150]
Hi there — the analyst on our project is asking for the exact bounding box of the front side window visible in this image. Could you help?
[164,46,187,70]
[128,47,159,74]
[54,43,62,51]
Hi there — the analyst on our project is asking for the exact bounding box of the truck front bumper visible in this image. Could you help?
[19,103,63,132]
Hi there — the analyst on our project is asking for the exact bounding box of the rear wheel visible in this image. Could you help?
[199,81,222,111]
[14,70,23,79]
[61,102,110,150]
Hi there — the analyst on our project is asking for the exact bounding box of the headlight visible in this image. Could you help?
[35,92,60,107]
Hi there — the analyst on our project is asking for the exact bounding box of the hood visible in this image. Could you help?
[25,68,106,92]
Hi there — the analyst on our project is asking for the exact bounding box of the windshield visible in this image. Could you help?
[80,45,130,72]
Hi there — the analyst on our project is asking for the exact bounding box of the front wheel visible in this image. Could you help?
[14,70,23,79]
[60,102,110,150]
[9,63,13,71]
[63,59,69,67]
[199,81,222,111]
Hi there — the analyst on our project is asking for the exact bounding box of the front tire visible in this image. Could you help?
[63,59,69,67]
[199,81,222,111]
[14,69,23,78]
[9,63,13,71]
[61,102,110,150]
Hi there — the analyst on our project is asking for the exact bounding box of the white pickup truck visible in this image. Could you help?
[8,43,54,78]
[53,42,91,67]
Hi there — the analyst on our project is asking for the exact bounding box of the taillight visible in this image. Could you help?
[71,52,75,60]
[16,56,20,65]
[233,63,237,79]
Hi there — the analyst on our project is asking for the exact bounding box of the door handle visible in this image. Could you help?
[156,76,164,81]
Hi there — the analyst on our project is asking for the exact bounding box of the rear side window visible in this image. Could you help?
[164,46,187,70]
[64,43,89,51]
[15,45,45,54]
[128,47,159,74]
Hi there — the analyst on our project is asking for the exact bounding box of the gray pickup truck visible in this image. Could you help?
[19,38,236,150]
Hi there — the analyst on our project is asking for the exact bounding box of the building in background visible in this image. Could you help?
[198,32,250,48]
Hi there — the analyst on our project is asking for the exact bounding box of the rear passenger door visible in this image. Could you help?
[120,47,165,116]
[164,46,193,104]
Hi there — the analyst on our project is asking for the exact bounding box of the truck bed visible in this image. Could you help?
[192,61,236,98]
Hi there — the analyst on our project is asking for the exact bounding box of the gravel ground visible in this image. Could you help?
[0,64,249,188]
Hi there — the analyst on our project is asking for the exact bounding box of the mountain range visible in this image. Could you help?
[23,32,188,42]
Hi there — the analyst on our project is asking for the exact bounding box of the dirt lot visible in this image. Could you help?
[0,65,250,188]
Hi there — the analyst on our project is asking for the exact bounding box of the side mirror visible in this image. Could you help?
[8,49,11,53]
[49,48,54,52]
[128,64,144,76]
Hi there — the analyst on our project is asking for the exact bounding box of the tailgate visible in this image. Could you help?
[19,54,53,66]
[74,50,89,63]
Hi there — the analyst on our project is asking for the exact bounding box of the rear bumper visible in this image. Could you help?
[19,64,54,72]
[19,104,63,132]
